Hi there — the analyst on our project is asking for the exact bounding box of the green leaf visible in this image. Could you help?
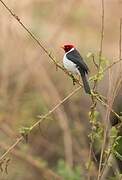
[19,127,31,142]
[110,127,118,139]
[113,136,122,161]
[114,151,122,161]
[56,160,82,180]
[20,127,31,135]
[89,110,99,124]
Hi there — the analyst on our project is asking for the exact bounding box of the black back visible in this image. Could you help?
[66,49,89,74]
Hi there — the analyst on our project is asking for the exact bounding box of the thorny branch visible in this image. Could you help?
[0,0,79,85]
[119,18,122,75]
[98,17,122,180]
[0,142,62,179]
[119,18,122,63]
[93,0,104,92]
[97,0,109,179]
[0,87,81,164]
[88,0,105,179]
[0,0,122,178]
[0,0,120,89]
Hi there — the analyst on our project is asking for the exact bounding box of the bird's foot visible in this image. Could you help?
[70,74,76,85]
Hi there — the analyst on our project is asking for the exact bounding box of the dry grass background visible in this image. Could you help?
[0,0,122,179]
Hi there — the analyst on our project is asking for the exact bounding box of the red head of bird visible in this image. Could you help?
[61,44,74,53]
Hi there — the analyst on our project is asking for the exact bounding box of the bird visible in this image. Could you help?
[61,44,91,94]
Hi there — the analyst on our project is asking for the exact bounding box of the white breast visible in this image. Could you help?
[63,49,80,74]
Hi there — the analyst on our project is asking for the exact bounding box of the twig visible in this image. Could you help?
[87,1,105,178]
[0,142,62,179]
[99,0,104,66]
[96,96,121,121]
[30,87,81,131]
[0,87,81,163]
[97,106,110,180]
[87,0,105,179]
[0,0,120,91]
[99,118,122,179]
[103,58,122,73]
[97,0,105,179]
[97,71,112,180]
[92,54,99,70]
[119,18,122,63]
[87,142,93,180]
[0,137,23,162]
[99,18,122,179]
[0,0,78,84]
[93,0,105,92]
[0,1,122,174]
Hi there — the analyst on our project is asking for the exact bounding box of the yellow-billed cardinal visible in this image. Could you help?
[62,44,91,94]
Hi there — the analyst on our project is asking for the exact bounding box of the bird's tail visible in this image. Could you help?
[79,70,91,94]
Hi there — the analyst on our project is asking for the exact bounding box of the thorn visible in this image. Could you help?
[5,158,10,174]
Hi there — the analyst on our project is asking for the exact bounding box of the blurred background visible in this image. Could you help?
[0,0,122,179]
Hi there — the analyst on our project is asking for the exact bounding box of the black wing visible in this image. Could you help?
[66,49,89,74]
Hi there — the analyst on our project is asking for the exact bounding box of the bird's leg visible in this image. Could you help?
[70,74,76,85]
